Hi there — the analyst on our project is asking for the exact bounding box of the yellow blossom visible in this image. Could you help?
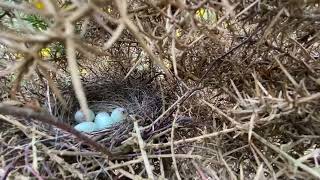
[39,48,51,58]
[32,0,45,10]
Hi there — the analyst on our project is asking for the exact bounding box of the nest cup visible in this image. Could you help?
[55,77,163,147]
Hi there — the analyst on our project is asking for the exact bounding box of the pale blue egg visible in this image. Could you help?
[94,112,113,130]
[74,109,95,123]
[111,108,128,124]
[74,121,96,133]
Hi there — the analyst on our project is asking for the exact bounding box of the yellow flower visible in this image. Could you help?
[39,48,51,58]
[79,68,88,76]
[32,0,45,10]
[176,29,182,37]
[196,8,206,18]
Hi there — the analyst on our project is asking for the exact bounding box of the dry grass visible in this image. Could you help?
[0,0,320,179]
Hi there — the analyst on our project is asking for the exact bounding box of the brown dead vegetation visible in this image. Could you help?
[0,0,320,179]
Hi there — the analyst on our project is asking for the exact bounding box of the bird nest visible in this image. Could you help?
[54,77,165,149]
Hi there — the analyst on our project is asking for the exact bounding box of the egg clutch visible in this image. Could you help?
[74,108,128,133]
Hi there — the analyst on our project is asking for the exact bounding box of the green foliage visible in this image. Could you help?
[51,43,66,58]
[195,8,217,24]
[22,15,48,31]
